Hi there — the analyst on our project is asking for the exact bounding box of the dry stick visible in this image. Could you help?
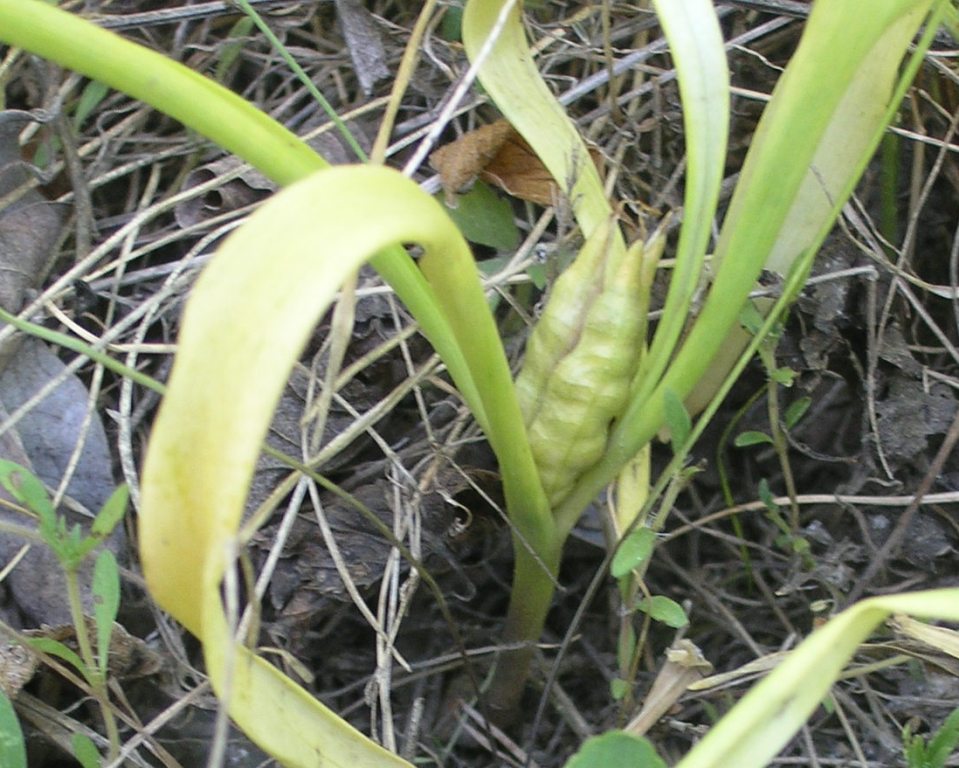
[725,0,810,16]
[661,489,959,542]
[370,0,437,164]
[90,0,302,30]
[846,405,959,604]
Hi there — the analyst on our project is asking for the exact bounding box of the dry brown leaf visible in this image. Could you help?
[0,639,37,698]
[430,119,603,207]
[481,130,560,207]
[625,640,712,736]
[24,621,164,680]
[429,119,514,202]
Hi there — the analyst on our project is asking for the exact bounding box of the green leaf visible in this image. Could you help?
[734,431,773,448]
[770,366,796,386]
[784,397,812,429]
[738,302,765,336]
[440,181,519,252]
[91,484,128,539]
[439,4,463,41]
[637,596,689,628]
[72,80,108,130]
[24,637,88,679]
[663,388,692,455]
[138,164,529,768]
[93,550,120,675]
[563,731,667,768]
[72,733,101,768]
[527,246,575,290]
[0,460,56,530]
[676,589,959,768]
[214,16,256,82]
[923,706,959,767]
[904,732,925,767]
[0,690,26,768]
[635,0,729,403]
[758,478,777,512]
[611,527,656,579]
[609,678,630,701]
[791,537,810,556]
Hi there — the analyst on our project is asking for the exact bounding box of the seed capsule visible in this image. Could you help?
[516,221,665,507]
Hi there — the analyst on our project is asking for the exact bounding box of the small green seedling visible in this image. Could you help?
[0,460,126,571]
[903,707,959,768]
[0,460,125,762]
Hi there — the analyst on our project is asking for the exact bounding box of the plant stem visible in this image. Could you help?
[762,368,801,531]
[0,308,165,394]
[65,567,120,761]
[232,0,367,161]
[485,539,561,717]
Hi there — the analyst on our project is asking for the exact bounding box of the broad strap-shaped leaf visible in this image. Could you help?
[590,0,941,503]
[0,0,326,186]
[676,589,959,768]
[140,165,538,767]
[635,0,729,398]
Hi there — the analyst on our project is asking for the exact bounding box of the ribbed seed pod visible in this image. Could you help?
[516,223,664,507]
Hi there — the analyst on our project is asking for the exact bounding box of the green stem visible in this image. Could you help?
[878,131,901,248]
[485,538,562,717]
[65,567,120,760]
[760,356,800,531]
[0,307,165,394]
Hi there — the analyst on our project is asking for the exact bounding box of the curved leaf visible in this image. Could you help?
[677,589,959,768]
[0,0,325,186]
[562,0,942,517]
[0,0,490,453]
[623,0,936,441]
[140,165,536,767]
[638,0,729,396]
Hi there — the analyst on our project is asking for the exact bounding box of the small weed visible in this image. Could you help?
[0,460,126,765]
[903,707,959,768]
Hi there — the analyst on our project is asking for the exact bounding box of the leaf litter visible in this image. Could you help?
[0,3,957,767]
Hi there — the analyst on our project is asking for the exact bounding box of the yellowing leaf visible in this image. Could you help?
[139,165,517,768]
[677,589,959,768]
